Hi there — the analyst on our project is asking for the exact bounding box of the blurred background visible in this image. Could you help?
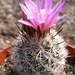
[0,0,75,49]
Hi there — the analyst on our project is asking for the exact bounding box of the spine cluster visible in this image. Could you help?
[10,28,68,75]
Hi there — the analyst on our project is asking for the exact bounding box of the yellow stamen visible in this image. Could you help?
[40,9,45,20]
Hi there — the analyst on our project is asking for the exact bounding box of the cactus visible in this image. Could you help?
[10,28,67,75]
[0,0,68,75]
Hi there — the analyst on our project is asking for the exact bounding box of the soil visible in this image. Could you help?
[0,0,75,75]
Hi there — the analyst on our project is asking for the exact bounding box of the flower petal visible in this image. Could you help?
[52,0,61,12]
[19,3,30,16]
[27,17,38,29]
[41,0,46,9]
[38,21,45,32]
[46,0,66,27]
[45,0,52,13]
[55,14,68,23]
[36,0,41,13]
[52,0,66,16]
[24,0,37,18]
[18,20,36,29]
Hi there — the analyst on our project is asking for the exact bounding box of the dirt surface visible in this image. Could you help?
[0,0,21,49]
[0,0,75,48]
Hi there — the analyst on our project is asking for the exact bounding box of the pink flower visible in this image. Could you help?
[19,0,67,33]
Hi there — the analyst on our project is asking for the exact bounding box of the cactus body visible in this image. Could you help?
[8,28,68,75]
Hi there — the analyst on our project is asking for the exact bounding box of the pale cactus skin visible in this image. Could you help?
[9,28,68,75]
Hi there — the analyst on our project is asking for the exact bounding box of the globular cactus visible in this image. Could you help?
[11,28,68,75]
[0,0,68,75]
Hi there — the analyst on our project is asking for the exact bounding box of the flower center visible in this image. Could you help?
[40,9,45,20]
